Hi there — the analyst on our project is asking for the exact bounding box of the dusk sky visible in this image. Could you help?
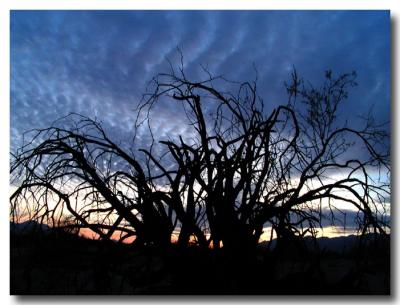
[11,10,390,153]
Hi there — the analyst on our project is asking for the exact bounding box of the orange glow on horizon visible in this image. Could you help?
[12,217,375,246]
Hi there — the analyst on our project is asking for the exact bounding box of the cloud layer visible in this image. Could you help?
[11,10,390,152]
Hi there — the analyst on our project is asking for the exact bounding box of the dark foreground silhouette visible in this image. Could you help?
[10,223,389,295]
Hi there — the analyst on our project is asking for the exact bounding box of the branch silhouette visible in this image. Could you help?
[10,66,390,257]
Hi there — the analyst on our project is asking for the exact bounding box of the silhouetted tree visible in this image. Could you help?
[10,65,390,258]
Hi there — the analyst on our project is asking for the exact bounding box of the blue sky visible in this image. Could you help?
[11,10,390,152]
[9,10,391,233]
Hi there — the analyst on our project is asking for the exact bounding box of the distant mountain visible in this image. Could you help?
[314,235,358,252]
[258,233,387,254]
[11,220,387,255]
[10,220,51,234]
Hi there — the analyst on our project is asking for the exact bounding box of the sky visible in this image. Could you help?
[10,10,391,233]
[10,10,390,151]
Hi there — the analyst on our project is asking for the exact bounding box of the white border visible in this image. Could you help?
[1,0,398,10]
[1,1,398,304]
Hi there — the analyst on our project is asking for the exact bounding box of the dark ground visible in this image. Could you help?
[10,227,390,295]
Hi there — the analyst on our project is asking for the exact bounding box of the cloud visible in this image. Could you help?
[11,10,390,157]
[319,207,390,230]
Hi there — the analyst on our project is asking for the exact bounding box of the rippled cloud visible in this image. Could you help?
[11,10,390,153]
